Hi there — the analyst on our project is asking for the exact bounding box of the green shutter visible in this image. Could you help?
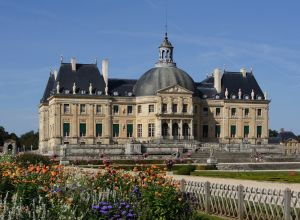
[80,123,86,136]
[257,126,262,136]
[127,124,133,137]
[231,125,236,135]
[244,126,249,135]
[113,124,119,137]
[63,123,70,136]
[203,125,208,137]
[96,124,102,136]
[215,125,220,137]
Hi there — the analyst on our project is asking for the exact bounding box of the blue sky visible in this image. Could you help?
[0,0,300,135]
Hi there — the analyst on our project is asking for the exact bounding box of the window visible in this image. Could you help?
[182,104,188,113]
[202,125,208,138]
[113,105,119,114]
[63,104,70,114]
[257,126,262,138]
[230,125,236,138]
[63,123,70,137]
[127,124,133,137]
[137,105,142,113]
[193,124,197,137]
[96,105,102,114]
[172,104,177,113]
[79,123,86,137]
[194,105,198,114]
[113,124,119,137]
[148,123,155,137]
[231,108,236,117]
[244,125,249,138]
[127,106,133,115]
[203,107,208,116]
[257,109,262,117]
[149,105,154,113]
[216,107,220,116]
[96,123,102,137]
[162,104,167,113]
[244,108,249,117]
[137,124,142,137]
[80,104,86,114]
[215,125,221,138]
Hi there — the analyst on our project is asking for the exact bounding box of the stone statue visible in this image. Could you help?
[56,82,60,94]
[89,83,93,95]
[264,91,267,100]
[105,86,108,95]
[73,82,76,94]
[251,89,255,100]
[238,88,242,99]
[225,88,229,99]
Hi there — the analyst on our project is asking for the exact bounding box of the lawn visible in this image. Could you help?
[191,171,300,183]
[194,212,228,220]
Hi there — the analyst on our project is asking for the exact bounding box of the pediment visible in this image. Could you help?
[157,84,193,94]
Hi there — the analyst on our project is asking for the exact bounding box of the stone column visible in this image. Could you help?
[169,119,173,139]
[72,104,78,139]
[179,120,182,140]
[156,118,162,139]
[104,102,112,143]
[189,119,194,140]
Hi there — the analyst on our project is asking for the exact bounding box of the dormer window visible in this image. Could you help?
[128,92,133,96]
[231,94,236,99]
[244,95,249,100]
[215,95,220,99]
[113,91,119,96]
[65,90,70,94]
[97,91,102,95]
[80,90,86,94]
[257,95,262,100]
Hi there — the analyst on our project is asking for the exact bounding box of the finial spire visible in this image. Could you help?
[165,0,168,36]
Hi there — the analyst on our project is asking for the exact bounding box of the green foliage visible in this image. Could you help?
[175,165,196,175]
[196,165,218,170]
[0,154,15,163]
[19,130,39,150]
[269,129,279,137]
[15,153,51,167]
[0,126,19,146]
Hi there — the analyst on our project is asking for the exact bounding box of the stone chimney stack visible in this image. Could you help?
[213,68,222,93]
[240,68,247,77]
[71,57,76,72]
[102,59,109,95]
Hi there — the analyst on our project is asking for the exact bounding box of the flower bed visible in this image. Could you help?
[0,159,195,219]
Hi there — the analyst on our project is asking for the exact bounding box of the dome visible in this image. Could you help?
[134,67,195,96]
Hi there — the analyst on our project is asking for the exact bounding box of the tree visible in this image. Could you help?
[19,131,39,150]
[0,126,19,146]
[269,129,278,137]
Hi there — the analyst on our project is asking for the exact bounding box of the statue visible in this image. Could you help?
[56,82,60,94]
[238,88,242,99]
[89,83,93,95]
[225,88,229,99]
[73,82,76,94]
[264,91,267,100]
[105,86,108,95]
[251,89,255,100]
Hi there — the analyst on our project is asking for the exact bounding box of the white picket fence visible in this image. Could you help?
[178,179,300,220]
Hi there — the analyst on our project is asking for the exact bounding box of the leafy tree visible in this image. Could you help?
[19,131,39,150]
[269,129,278,137]
[0,126,19,146]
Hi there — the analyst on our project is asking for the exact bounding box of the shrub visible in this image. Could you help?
[175,165,196,175]
[196,165,217,170]
[0,153,15,163]
[15,153,51,167]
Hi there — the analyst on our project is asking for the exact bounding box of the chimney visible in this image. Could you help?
[240,68,247,77]
[71,57,76,71]
[102,59,109,95]
[213,68,222,93]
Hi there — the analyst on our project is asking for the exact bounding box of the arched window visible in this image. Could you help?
[172,123,179,139]
[182,123,189,139]
[162,123,169,138]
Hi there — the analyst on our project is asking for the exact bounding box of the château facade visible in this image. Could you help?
[39,34,269,154]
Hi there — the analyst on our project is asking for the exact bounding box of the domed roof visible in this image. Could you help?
[134,67,195,96]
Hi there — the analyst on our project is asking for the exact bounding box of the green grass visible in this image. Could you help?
[191,171,300,183]
[194,212,228,220]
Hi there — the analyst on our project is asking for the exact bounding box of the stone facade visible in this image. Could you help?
[39,34,269,155]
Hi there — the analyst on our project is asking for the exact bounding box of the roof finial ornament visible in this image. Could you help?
[95,57,97,65]
[223,64,227,72]
[60,55,63,63]
[164,0,168,37]
[250,66,253,73]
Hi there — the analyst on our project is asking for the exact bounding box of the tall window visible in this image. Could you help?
[203,107,208,116]
[162,104,167,113]
[113,124,119,137]
[149,105,154,113]
[194,105,198,114]
[257,126,262,138]
[148,123,155,137]
[216,107,220,116]
[63,104,70,114]
[63,123,70,137]
[257,109,262,117]
[193,124,197,137]
[96,123,102,137]
[96,105,102,114]
[137,105,142,113]
[137,124,142,137]
[215,125,221,138]
[127,124,133,137]
[244,108,249,117]
[127,106,133,115]
[203,125,208,138]
[113,105,119,114]
[172,104,177,113]
[230,125,236,138]
[80,104,86,114]
[231,108,236,117]
[244,125,249,138]
[79,123,86,137]
[182,104,188,113]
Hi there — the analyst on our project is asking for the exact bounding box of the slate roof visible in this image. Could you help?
[41,73,55,103]
[278,131,299,142]
[109,79,137,96]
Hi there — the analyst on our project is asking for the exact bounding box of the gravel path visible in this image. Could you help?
[170,174,300,191]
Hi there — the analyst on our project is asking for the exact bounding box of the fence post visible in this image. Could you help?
[180,179,186,192]
[204,181,211,214]
[284,188,291,220]
[237,184,244,220]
